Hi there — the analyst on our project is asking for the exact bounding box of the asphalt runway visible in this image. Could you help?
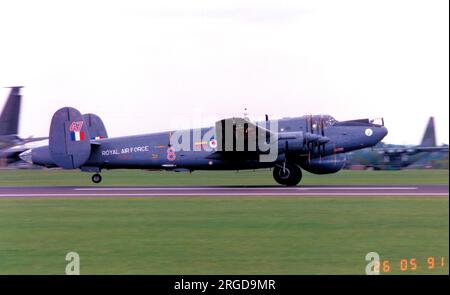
[0,185,448,198]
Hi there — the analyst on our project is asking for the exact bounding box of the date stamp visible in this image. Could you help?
[365,252,447,274]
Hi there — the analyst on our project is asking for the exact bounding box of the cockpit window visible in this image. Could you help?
[303,115,337,131]
[323,115,337,127]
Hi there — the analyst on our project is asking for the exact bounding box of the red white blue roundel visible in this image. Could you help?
[209,137,217,149]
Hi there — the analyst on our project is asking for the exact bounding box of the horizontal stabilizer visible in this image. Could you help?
[49,107,91,169]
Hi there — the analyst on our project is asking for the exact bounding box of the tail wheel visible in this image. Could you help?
[92,173,102,184]
[273,162,302,186]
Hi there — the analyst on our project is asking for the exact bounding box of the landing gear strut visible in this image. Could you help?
[92,173,102,184]
[273,162,302,186]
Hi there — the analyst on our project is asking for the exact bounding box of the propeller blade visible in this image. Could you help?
[321,116,325,136]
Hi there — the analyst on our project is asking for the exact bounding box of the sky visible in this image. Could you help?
[0,0,448,145]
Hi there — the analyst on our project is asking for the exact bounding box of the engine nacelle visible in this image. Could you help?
[278,132,305,153]
[299,154,346,174]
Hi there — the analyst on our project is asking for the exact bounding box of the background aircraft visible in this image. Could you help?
[345,117,448,170]
[0,87,47,166]
[20,107,387,185]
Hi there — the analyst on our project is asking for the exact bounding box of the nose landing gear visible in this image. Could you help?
[92,173,102,184]
[273,162,302,186]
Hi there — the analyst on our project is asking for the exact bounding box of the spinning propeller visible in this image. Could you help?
[304,115,330,161]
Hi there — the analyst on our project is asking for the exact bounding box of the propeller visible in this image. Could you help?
[304,115,313,162]
[304,115,330,162]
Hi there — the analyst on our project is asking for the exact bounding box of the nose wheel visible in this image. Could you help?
[91,173,102,184]
[273,162,302,186]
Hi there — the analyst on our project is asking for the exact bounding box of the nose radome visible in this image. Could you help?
[379,126,388,140]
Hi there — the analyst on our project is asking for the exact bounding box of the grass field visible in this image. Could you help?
[0,168,448,186]
[0,169,448,274]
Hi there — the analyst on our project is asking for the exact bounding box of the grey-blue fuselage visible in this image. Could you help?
[29,115,388,172]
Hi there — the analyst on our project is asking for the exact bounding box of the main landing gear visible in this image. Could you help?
[80,167,103,184]
[273,162,302,186]
[92,173,102,184]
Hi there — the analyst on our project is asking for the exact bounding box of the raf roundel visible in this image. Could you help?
[365,128,373,137]
[209,138,217,149]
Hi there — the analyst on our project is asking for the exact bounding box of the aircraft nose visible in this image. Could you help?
[369,126,388,145]
[19,149,33,164]
[379,126,388,140]
[362,125,388,147]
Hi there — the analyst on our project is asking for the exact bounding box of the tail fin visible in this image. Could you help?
[49,107,91,169]
[420,117,436,147]
[0,86,22,136]
[83,113,108,140]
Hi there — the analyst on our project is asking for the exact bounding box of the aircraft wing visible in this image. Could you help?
[203,117,278,162]
[215,117,277,152]
[19,136,49,144]
[374,146,449,155]
[208,117,330,161]
[414,146,449,153]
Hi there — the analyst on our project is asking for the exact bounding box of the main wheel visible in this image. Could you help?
[273,162,302,186]
[92,173,102,184]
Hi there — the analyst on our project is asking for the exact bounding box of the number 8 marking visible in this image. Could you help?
[167,146,176,161]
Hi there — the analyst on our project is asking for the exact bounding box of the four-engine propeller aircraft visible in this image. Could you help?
[346,117,448,170]
[20,107,388,185]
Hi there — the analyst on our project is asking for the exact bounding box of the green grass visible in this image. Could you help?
[0,169,448,274]
[0,197,448,274]
[0,168,448,186]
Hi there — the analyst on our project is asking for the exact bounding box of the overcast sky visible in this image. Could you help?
[0,0,448,145]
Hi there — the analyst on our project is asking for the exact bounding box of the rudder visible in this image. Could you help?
[49,107,91,169]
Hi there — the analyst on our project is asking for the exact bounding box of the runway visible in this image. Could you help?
[0,185,448,198]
